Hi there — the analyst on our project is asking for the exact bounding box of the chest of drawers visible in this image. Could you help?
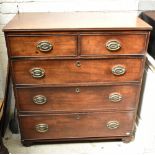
[3,12,151,146]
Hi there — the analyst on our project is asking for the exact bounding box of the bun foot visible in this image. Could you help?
[21,140,33,147]
[122,135,135,143]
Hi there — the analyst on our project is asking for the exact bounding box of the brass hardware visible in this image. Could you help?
[107,121,120,129]
[33,95,47,105]
[37,41,53,52]
[112,65,126,76]
[109,92,122,102]
[76,61,81,67]
[30,68,45,78]
[35,123,48,133]
[75,88,80,93]
[106,40,121,51]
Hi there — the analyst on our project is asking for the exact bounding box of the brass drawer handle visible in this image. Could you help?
[107,121,120,129]
[33,95,47,105]
[37,41,53,52]
[35,123,48,133]
[76,61,81,67]
[112,65,126,76]
[30,68,45,78]
[75,88,80,93]
[109,92,122,102]
[106,40,121,51]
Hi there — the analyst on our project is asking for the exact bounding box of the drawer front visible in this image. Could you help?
[12,58,144,85]
[19,112,135,140]
[81,34,147,55]
[8,35,77,57]
[16,85,141,112]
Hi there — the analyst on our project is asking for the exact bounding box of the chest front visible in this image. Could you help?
[3,12,151,146]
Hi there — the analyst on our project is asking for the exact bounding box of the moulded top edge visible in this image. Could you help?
[3,12,152,32]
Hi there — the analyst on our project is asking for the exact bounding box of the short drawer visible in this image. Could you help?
[80,34,147,56]
[19,112,135,140]
[15,85,141,112]
[11,58,144,85]
[8,35,77,57]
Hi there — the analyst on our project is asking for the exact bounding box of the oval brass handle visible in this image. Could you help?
[107,121,120,129]
[112,65,126,76]
[76,61,81,67]
[35,123,48,133]
[30,68,45,78]
[75,88,80,93]
[106,40,121,51]
[33,95,47,105]
[109,93,122,102]
[37,41,53,52]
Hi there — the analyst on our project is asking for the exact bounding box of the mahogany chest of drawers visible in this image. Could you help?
[3,12,151,146]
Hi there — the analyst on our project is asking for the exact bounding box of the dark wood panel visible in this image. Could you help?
[81,34,147,55]
[15,85,141,112]
[8,35,77,57]
[19,112,135,140]
[11,58,144,85]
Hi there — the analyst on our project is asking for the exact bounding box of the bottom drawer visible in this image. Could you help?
[19,112,135,140]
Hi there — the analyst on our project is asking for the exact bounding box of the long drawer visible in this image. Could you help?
[15,85,141,112]
[19,112,135,140]
[80,33,147,55]
[8,35,77,57]
[11,58,144,85]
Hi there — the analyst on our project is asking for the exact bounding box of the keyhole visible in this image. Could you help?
[75,88,80,93]
[76,61,81,67]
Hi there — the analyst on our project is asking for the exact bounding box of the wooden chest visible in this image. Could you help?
[3,12,151,146]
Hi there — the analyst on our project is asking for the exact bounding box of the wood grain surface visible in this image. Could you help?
[81,33,147,55]
[19,111,135,140]
[3,12,152,31]
[8,35,77,57]
[15,84,141,112]
[11,58,144,85]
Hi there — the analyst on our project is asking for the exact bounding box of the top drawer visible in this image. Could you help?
[8,35,77,57]
[80,33,148,56]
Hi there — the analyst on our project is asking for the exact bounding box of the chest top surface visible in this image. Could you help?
[3,12,151,32]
